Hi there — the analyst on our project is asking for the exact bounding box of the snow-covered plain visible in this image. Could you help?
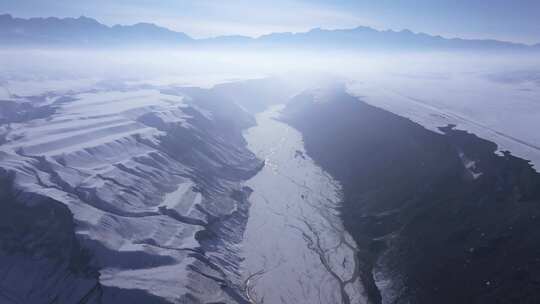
[339,53,540,170]
[347,71,540,169]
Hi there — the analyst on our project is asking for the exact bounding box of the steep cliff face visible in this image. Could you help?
[282,85,540,304]
[0,84,262,303]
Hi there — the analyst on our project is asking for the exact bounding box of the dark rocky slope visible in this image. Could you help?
[281,85,540,304]
[0,171,101,304]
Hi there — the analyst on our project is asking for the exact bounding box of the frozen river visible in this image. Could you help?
[241,105,368,304]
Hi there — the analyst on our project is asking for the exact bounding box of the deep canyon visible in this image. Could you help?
[1,78,540,304]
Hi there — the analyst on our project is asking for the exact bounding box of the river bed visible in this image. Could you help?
[240,105,368,304]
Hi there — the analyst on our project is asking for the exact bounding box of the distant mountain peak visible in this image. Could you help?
[354,25,378,31]
[0,13,537,51]
[76,15,99,22]
[0,13,192,46]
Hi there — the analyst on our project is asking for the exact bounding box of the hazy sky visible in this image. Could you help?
[1,0,539,44]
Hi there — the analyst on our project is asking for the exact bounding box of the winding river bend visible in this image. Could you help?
[241,105,368,304]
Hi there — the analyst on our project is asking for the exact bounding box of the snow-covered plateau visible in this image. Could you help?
[346,63,540,170]
[0,83,262,303]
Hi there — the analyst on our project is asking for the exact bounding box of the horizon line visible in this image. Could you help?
[1,12,539,46]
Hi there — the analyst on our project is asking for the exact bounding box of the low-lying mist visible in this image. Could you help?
[1,47,540,167]
[1,48,539,87]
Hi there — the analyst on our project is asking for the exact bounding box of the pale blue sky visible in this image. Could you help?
[1,0,539,43]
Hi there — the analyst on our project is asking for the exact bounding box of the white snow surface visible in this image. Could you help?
[0,87,243,303]
[347,71,540,170]
[242,105,368,304]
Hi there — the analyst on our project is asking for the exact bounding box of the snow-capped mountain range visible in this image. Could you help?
[1,13,538,51]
